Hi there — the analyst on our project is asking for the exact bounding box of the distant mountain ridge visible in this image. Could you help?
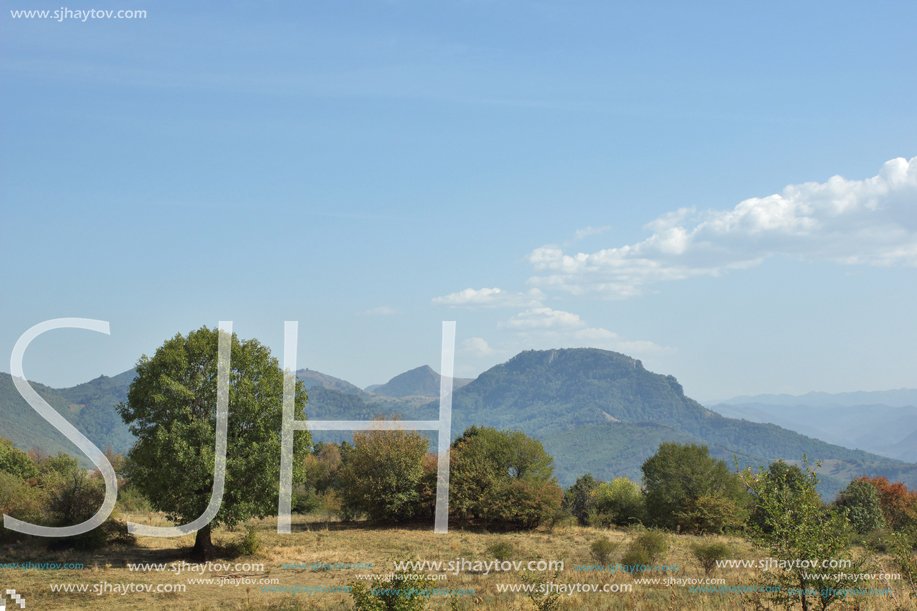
[368,365,473,398]
[711,388,917,408]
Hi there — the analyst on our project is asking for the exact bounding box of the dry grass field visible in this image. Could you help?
[1,513,912,611]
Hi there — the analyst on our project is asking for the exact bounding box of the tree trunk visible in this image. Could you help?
[191,523,215,560]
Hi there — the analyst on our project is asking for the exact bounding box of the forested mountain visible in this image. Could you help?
[3,349,915,497]
[0,371,135,465]
[438,349,917,494]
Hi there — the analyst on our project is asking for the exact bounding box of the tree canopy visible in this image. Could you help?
[118,326,310,557]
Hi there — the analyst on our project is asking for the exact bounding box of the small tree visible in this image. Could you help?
[340,418,429,522]
[741,458,868,611]
[119,326,311,558]
[563,473,598,526]
[690,541,731,577]
[833,479,885,534]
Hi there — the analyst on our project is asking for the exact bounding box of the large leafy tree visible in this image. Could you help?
[118,326,310,558]
[641,442,747,531]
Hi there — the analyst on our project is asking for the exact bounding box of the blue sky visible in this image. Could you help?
[2,0,915,401]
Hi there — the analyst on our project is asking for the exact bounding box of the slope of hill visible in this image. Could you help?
[0,371,135,465]
[296,369,363,394]
[707,402,917,462]
[369,365,473,398]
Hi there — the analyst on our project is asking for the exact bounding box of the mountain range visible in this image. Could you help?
[2,349,915,497]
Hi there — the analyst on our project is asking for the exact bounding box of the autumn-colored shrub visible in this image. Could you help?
[858,476,917,533]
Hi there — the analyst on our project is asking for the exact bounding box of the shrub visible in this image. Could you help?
[0,438,39,480]
[834,479,886,534]
[520,570,562,611]
[590,536,619,565]
[350,565,432,611]
[229,524,261,556]
[46,469,109,550]
[449,427,561,530]
[858,476,917,533]
[0,471,46,543]
[742,458,869,611]
[117,485,152,513]
[678,493,748,534]
[488,540,514,562]
[690,541,731,577]
[588,477,644,527]
[341,419,429,522]
[619,548,653,574]
[480,478,563,530]
[629,529,668,562]
[620,529,668,574]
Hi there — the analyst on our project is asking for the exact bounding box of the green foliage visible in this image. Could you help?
[562,472,598,526]
[834,479,886,534]
[349,565,432,611]
[587,477,644,527]
[118,326,311,556]
[341,419,429,522]
[38,451,80,476]
[628,529,668,563]
[46,469,109,550]
[229,524,261,556]
[742,457,869,611]
[480,478,563,530]
[589,536,619,565]
[0,437,39,480]
[619,529,668,574]
[450,427,562,529]
[887,530,917,601]
[0,470,45,543]
[690,541,731,577]
[677,492,748,534]
[487,539,514,562]
[642,442,747,531]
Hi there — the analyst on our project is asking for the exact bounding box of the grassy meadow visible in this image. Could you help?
[2,512,912,611]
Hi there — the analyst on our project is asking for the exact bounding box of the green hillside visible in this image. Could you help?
[0,371,135,465]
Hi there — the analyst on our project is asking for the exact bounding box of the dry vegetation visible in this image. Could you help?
[2,512,912,611]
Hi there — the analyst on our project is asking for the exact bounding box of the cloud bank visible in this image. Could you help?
[528,157,917,298]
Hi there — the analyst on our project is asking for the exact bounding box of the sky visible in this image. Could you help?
[1,0,915,402]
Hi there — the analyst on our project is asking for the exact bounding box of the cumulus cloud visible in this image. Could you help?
[460,337,496,358]
[432,287,544,308]
[358,306,399,316]
[498,307,672,355]
[527,157,917,298]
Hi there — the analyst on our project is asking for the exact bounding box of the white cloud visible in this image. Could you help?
[527,157,917,298]
[499,307,672,356]
[358,306,399,316]
[571,225,613,242]
[460,337,496,358]
[432,287,544,308]
[499,307,586,330]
